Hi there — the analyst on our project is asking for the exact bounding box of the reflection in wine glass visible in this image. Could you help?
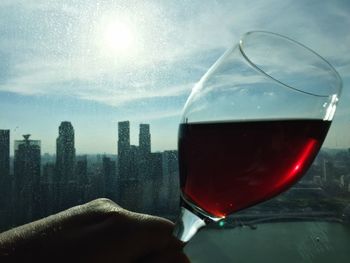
[173,31,342,242]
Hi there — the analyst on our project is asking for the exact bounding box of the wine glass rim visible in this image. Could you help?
[239,31,342,98]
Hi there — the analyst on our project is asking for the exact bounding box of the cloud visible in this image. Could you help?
[0,0,349,111]
[76,82,193,107]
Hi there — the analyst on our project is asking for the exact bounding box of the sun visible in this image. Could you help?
[101,20,136,55]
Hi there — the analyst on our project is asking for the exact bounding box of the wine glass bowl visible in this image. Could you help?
[174,31,342,242]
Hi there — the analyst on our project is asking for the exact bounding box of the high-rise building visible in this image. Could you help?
[117,121,130,180]
[56,121,76,210]
[121,146,140,211]
[0,130,10,177]
[0,130,11,231]
[129,146,140,179]
[56,121,76,182]
[139,124,151,155]
[118,121,130,157]
[141,151,164,214]
[138,124,151,181]
[103,156,117,200]
[117,121,132,207]
[14,134,41,225]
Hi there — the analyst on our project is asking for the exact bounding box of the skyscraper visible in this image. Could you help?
[117,121,131,207]
[14,134,41,225]
[0,130,11,231]
[0,130,10,177]
[118,121,130,180]
[56,121,76,210]
[56,121,76,182]
[139,124,151,155]
[139,124,151,181]
[118,121,130,156]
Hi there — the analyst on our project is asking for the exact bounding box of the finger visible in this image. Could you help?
[114,212,184,261]
[130,213,183,246]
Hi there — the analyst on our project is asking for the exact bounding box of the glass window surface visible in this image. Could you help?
[0,1,349,262]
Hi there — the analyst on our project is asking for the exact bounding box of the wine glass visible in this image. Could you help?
[173,31,342,242]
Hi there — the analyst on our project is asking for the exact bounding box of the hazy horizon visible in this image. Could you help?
[1,0,349,154]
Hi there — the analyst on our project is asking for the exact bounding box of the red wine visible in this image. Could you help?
[179,119,330,218]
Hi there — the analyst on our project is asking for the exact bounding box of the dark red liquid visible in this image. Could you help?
[179,119,330,218]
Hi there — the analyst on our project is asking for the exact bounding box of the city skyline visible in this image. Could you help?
[3,120,177,156]
[0,0,349,154]
[0,121,181,230]
[3,120,350,156]
[1,121,349,232]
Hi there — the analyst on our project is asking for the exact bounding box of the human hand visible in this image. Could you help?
[0,198,190,263]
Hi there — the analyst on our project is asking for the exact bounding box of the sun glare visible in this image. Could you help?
[101,20,136,55]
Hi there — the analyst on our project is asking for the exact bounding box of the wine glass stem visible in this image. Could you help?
[173,207,206,242]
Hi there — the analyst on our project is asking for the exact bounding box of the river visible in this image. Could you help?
[185,221,350,262]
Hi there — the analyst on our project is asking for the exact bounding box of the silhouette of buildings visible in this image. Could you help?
[103,156,117,200]
[149,152,163,213]
[0,130,11,231]
[162,150,180,215]
[138,124,151,180]
[0,120,184,231]
[41,162,55,217]
[13,135,41,225]
[139,124,151,155]
[116,121,167,213]
[117,121,131,179]
[76,155,88,203]
[0,130,10,177]
[56,121,76,210]
[117,121,134,208]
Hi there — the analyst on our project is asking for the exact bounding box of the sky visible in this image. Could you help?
[0,0,349,154]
